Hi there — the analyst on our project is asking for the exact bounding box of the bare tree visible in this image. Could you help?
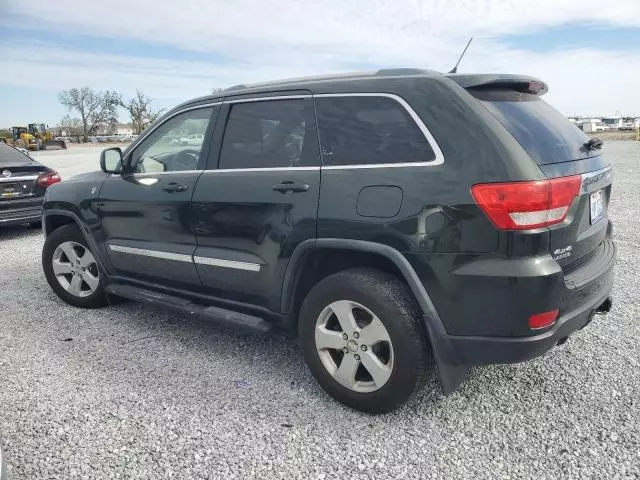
[123,90,164,135]
[211,87,224,94]
[58,87,121,142]
[58,115,83,140]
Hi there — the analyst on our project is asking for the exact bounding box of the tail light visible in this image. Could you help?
[529,310,559,330]
[471,175,581,230]
[37,171,61,188]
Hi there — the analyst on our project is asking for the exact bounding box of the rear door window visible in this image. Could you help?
[470,90,592,165]
[315,96,435,167]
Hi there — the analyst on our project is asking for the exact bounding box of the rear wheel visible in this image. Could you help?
[42,224,108,308]
[299,268,432,413]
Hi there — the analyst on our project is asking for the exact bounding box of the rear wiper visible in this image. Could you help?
[584,137,603,151]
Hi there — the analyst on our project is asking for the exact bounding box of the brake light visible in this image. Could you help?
[37,171,61,188]
[529,310,559,330]
[527,81,546,94]
[471,175,581,230]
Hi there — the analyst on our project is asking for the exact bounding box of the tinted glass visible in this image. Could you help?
[315,96,435,166]
[130,106,216,173]
[219,99,318,169]
[0,142,33,166]
[471,90,592,165]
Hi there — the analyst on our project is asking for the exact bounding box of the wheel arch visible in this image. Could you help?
[43,211,75,236]
[282,238,469,394]
[43,209,110,276]
[282,239,437,316]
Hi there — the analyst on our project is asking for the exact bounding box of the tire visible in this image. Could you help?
[299,268,433,414]
[42,223,108,308]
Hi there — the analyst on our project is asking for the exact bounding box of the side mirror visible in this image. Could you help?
[100,147,123,174]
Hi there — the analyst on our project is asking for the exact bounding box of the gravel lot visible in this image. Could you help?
[1,143,639,479]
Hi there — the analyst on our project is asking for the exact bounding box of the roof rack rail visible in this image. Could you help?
[225,84,248,91]
[375,68,441,76]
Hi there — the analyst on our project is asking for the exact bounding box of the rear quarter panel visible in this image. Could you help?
[316,77,547,256]
[314,77,556,336]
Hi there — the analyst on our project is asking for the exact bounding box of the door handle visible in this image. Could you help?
[272,182,310,194]
[162,182,189,193]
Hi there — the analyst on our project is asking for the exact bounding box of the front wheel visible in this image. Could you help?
[299,268,433,414]
[42,224,108,308]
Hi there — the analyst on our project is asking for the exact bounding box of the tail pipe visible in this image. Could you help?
[595,297,612,315]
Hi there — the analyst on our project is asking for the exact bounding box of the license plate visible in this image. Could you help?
[1,182,30,198]
[590,189,605,224]
[1,185,17,197]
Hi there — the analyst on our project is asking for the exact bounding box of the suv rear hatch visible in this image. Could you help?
[453,75,613,276]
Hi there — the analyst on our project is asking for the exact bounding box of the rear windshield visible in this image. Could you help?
[0,142,33,166]
[470,90,593,165]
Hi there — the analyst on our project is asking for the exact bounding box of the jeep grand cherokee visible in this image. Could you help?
[41,69,615,413]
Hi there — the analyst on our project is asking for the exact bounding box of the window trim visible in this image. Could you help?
[314,92,444,169]
[125,102,222,174]
[226,95,311,104]
[124,93,446,175]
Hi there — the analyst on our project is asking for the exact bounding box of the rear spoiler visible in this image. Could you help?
[447,74,548,95]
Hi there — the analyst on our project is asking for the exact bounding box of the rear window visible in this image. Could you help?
[0,142,33,166]
[470,90,592,165]
[315,96,435,167]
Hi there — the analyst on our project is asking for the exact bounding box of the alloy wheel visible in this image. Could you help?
[51,241,100,298]
[315,300,394,393]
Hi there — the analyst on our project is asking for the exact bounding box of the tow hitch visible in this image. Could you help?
[595,297,612,315]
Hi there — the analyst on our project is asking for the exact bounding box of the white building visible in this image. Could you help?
[115,123,133,136]
[574,118,605,133]
[569,115,639,133]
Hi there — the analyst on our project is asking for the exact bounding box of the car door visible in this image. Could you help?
[99,103,220,288]
[190,94,320,311]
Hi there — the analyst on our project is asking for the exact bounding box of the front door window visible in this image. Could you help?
[130,107,215,173]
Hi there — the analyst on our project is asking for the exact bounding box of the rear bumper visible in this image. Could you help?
[446,240,616,365]
[0,200,43,226]
[448,288,612,365]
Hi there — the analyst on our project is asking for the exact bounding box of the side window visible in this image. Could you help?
[219,99,318,169]
[315,96,435,166]
[130,106,216,173]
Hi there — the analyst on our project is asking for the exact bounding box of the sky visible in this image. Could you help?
[1,0,639,127]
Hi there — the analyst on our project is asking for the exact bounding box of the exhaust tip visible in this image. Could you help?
[595,297,612,315]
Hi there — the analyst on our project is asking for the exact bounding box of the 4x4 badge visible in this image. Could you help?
[553,245,573,260]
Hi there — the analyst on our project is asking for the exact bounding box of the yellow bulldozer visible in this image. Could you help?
[9,126,37,151]
[4,124,67,150]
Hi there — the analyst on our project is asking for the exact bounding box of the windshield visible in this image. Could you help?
[470,89,594,165]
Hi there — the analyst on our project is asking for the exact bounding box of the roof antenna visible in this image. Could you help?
[448,37,473,74]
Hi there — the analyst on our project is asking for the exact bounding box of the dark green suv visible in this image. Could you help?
[41,69,615,413]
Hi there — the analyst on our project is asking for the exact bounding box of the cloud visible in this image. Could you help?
[2,0,639,117]
[5,0,640,54]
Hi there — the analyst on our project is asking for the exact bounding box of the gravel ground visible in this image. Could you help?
[1,143,639,479]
